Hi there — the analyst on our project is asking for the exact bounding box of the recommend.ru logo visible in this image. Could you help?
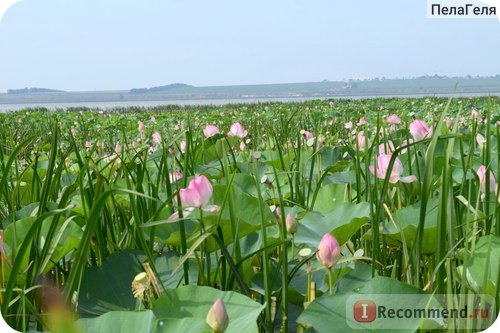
[347,294,496,331]
[353,300,377,323]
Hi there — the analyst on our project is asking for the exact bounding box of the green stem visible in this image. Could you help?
[177,192,189,285]
[254,175,273,331]
[273,167,288,332]
[328,267,334,295]
[200,208,211,286]
[306,262,312,302]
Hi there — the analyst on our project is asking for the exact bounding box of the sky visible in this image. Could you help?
[0,0,499,92]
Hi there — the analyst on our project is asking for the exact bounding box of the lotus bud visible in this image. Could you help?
[285,212,298,234]
[272,205,281,222]
[316,233,341,269]
[477,165,497,194]
[152,132,162,144]
[476,133,486,150]
[180,140,187,154]
[206,298,229,333]
[138,121,145,133]
[239,141,247,152]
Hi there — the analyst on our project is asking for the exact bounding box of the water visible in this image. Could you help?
[0,97,319,112]
[1,92,498,113]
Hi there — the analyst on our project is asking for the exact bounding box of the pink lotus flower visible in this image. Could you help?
[477,165,497,194]
[357,117,366,126]
[387,114,401,124]
[228,122,248,138]
[169,175,220,221]
[152,132,162,144]
[84,141,92,148]
[179,175,213,208]
[316,233,341,269]
[369,154,417,183]
[206,298,229,333]
[203,124,220,138]
[409,119,432,141]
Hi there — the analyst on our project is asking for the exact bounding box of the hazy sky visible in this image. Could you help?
[0,0,499,92]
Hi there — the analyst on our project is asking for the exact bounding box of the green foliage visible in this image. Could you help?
[0,97,498,332]
[153,285,264,333]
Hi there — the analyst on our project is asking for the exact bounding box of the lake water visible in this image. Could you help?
[1,97,319,112]
[1,92,499,113]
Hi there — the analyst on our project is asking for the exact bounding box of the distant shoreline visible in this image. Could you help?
[1,91,499,113]
[2,77,500,112]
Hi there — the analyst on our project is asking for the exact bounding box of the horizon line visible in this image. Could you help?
[2,74,500,94]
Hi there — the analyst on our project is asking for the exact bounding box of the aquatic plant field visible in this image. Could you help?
[0,97,499,332]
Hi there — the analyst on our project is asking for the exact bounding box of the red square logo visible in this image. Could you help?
[353,300,376,322]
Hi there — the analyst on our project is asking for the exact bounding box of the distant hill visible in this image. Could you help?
[130,83,193,94]
[1,76,500,107]
[7,87,65,94]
